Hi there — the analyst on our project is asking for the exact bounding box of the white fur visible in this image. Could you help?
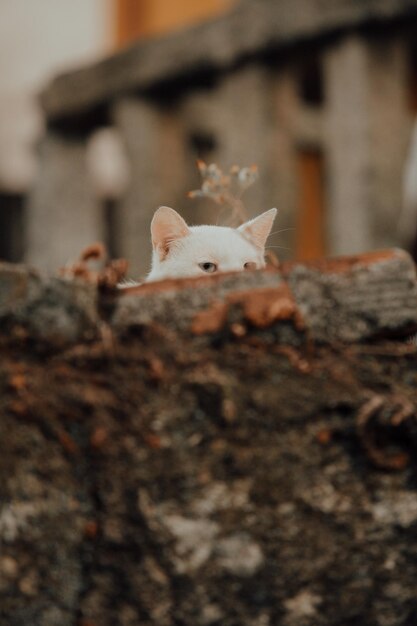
[146,207,277,282]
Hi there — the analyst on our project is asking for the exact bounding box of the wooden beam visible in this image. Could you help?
[42,0,417,123]
[114,0,235,48]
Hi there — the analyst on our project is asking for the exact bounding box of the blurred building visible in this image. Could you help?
[0,0,112,261]
[2,0,417,274]
[0,0,234,266]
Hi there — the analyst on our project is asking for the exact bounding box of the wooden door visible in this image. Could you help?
[295,149,326,260]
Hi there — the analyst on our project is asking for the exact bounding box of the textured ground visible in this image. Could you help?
[1,252,417,626]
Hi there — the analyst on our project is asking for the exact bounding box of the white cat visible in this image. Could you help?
[146,206,277,282]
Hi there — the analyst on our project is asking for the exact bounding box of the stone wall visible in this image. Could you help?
[1,249,417,625]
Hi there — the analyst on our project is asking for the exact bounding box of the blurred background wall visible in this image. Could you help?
[1,0,417,276]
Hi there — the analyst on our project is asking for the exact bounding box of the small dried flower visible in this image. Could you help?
[188,161,259,225]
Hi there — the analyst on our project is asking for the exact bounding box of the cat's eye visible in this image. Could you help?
[199,262,217,273]
[244,262,257,270]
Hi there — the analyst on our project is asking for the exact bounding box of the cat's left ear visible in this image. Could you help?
[238,208,277,249]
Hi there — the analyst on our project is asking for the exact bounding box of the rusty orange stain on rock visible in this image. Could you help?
[228,284,303,330]
[90,427,108,449]
[117,267,280,297]
[8,374,27,391]
[143,432,163,449]
[230,322,247,337]
[191,301,229,335]
[9,400,28,416]
[118,272,225,296]
[148,357,165,380]
[57,430,79,455]
[84,520,99,539]
[191,284,304,335]
[316,428,333,445]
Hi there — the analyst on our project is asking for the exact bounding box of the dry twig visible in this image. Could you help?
[59,244,129,290]
[188,160,259,226]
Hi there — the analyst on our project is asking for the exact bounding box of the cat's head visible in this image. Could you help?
[146,206,277,281]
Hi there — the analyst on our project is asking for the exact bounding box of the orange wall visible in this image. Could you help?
[115,0,236,47]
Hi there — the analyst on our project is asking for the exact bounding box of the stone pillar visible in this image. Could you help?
[113,98,188,278]
[270,69,303,259]
[366,37,412,248]
[324,36,374,255]
[323,35,411,255]
[26,131,102,272]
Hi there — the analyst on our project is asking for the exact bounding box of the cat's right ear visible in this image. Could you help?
[151,206,190,260]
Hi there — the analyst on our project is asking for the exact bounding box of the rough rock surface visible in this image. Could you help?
[1,250,417,626]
